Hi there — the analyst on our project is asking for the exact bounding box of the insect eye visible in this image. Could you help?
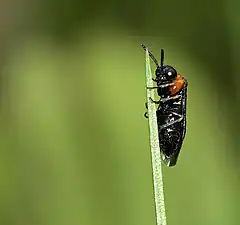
[166,68,177,80]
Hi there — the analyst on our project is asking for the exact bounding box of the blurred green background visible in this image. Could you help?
[0,0,239,224]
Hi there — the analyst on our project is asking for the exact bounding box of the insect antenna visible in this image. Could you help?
[141,44,159,67]
[161,49,164,67]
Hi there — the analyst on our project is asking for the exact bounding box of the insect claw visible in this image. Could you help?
[149,97,160,104]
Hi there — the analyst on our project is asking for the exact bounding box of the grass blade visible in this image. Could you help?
[145,49,167,225]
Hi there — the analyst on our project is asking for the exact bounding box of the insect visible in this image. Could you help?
[141,44,188,167]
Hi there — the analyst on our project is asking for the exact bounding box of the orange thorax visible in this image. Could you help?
[169,74,185,95]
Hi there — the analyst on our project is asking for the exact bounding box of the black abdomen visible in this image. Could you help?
[156,88,186,166]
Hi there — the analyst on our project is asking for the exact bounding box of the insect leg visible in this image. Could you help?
[159,112,183,130]
[147,82,175,89]
[149,97,160,104]
[146,86,159,89]
[144,102,149,118]
[160,95,182,103]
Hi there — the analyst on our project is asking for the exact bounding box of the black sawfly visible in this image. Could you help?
[142,44,188,166]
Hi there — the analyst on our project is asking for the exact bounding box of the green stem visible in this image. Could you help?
[145,49,167,225]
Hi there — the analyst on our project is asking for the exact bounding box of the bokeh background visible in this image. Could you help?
[0,0,239,224]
